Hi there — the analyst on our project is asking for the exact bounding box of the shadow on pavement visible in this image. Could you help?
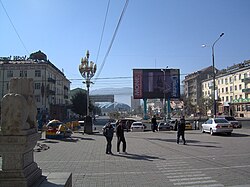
[146,138,221,148]
[114,153,165,161]
[185,144,222,148]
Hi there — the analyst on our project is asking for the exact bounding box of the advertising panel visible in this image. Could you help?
[133,69,180,99]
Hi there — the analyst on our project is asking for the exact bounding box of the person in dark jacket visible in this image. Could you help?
[151,115,157,132]
[177,116,186,145]
[116,122,127,153]
[103,123,114,154]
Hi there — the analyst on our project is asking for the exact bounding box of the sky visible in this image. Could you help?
[1,0,250,93]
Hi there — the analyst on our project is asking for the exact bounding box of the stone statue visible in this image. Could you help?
[1,78,37,135]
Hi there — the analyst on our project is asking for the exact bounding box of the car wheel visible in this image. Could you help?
[170,126,173,130]
[227,132,232,136]
[210,129,214,135]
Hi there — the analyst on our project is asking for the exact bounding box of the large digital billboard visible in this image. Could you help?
[133,69,180,99]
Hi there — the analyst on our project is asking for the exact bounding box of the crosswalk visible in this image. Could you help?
[156,160,225,187]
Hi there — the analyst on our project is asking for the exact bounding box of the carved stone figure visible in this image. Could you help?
[0,78,37,135]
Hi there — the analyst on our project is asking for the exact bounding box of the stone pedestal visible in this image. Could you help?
[84,116,93,134]
[0,129,42,187]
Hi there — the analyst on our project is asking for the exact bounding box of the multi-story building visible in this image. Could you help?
[202,60,250,117]
[183,66,215,112]
[0,50,70,121]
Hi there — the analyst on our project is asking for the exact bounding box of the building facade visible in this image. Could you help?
[183,66,215,112]
[0,51,70,121]
[202,60,250,117]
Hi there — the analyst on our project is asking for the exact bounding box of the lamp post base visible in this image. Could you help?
[84,116,93,134]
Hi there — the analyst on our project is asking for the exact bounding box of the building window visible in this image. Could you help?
[234,75,237,81]
[221,79,224,84]
[225,78,228,84]
[239,84,242,90]
[239,74,241,80]
[218,80,220,85]
[229,77,232,83]
[35,70,41,77]
[7,70,13,78]
[226,87,228,93]
[218,89,220,94]
[246,104,250,111]
[226,96,229,101]
[20,70,27,77]
[222,88,224,93]
[34,83,41,90]
[222,97,224,101]
[230,96,233,101]
[235,85,237,91]
[230,86,232,92]
[239,94,242,99]
[235,95,237,100]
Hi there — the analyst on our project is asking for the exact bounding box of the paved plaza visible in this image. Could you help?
[34,128,250,187]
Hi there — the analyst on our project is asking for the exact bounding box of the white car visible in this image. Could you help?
[130,122,145,132]
[201,118,233,136]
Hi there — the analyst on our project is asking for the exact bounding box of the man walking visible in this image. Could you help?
[103,123,114,154]
[116,121,127,154]
[151,115,157,132]
[177,116,186,145]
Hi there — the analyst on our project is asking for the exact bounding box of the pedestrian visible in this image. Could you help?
[103,123,114,154]
[174,119,178,131]
[151,115,157,132]
[177,116,186,145]
[116,121,127,154]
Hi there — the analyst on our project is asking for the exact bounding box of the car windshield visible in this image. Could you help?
[225,117,236,121]
[133,123,142,126]
[214,119,228,123]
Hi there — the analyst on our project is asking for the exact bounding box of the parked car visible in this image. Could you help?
[185,121,193,130]
[157,122,171,131]
[168,119,177,130]
[130,122,145,132]
[223,116,242,128]
[201,118,233,136]
[117,118,137,131]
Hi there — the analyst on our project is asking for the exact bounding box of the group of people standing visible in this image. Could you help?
[102,116,187,155]
[102,121,126,155]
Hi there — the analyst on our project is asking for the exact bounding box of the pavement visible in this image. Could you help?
[34,128,250,187]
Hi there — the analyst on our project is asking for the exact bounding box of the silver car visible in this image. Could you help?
[201,118,233,136]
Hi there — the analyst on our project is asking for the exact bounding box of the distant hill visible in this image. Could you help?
[90,87,133,106]
[90,87,132,95]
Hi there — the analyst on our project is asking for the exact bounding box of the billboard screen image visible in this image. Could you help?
[133,69,180,99]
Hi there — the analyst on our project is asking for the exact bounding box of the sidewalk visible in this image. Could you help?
[35,130,180,187]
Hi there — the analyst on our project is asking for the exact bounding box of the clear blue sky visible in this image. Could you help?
[1,0,250,91]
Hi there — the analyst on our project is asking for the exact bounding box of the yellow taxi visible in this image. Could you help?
[185,122,193,130]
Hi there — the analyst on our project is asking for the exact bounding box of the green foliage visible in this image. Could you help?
[71,91,87,116]
[70,91,101,116]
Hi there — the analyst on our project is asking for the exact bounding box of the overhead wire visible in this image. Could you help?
[94,0,130,82]
[95,0,111,64]
[0,0,29,54]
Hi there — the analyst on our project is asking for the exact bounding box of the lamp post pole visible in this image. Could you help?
[79,50,97,133]
[212,33,224,118]
[161,67,168,121]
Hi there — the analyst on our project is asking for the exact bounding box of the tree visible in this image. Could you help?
[71,91,87,117]
[71,91,101,117]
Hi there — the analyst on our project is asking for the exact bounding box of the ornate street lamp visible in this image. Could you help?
[79,50,97,133]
